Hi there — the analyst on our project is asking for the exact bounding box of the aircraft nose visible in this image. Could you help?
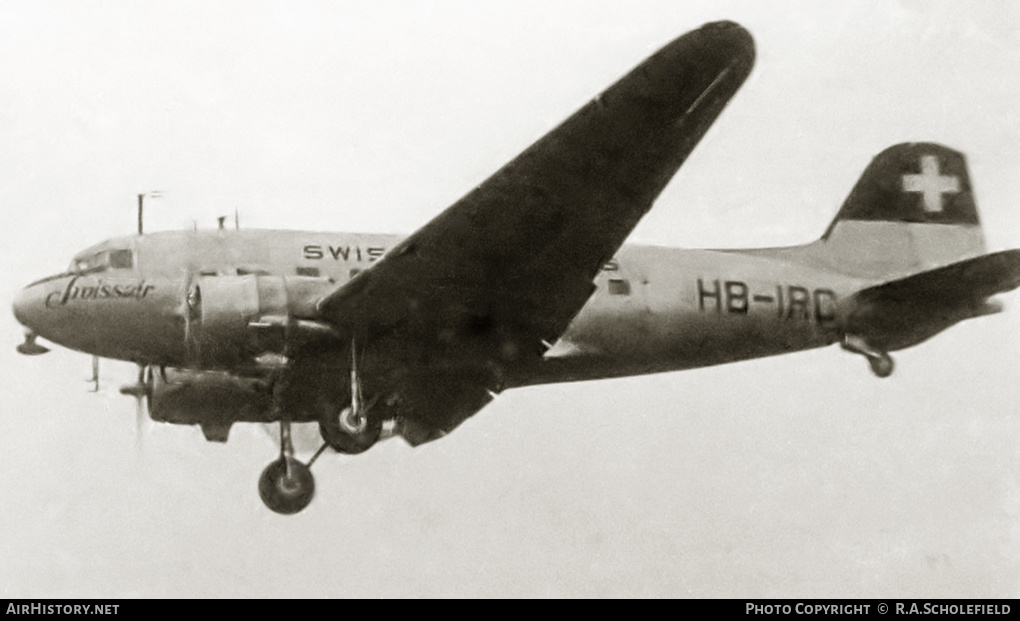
[12,284,37,329]
[13,282,57,355]
[12,274,71,334]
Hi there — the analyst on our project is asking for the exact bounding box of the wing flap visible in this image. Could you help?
[391,377,495,447]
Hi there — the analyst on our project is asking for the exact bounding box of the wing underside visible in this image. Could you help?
[305,23,756,442]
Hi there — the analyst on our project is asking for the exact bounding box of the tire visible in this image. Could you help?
[258,457,315,514]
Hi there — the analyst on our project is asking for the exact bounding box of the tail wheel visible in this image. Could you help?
[258,456,315,515]
[842,334,895,379]
[868,353,894,379]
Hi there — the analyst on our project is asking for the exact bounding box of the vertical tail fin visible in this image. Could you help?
[817,142,986,278]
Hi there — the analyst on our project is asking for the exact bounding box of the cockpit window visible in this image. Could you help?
[70,255,101,274]
[69,248,134,274]
[109,249,133,269]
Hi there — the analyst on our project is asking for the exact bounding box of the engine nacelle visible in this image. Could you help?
[147,368,278,444]
[148,368,276,423]
[185,275,338,368]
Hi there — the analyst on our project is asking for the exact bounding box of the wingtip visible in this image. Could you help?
[699,20,755,62]
[700,20,745,31]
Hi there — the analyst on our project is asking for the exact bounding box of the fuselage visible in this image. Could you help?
[13,228,872,386]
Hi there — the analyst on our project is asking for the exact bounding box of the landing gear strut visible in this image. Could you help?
[344,339,367,434]
[259,416,315,515]
[258,339,385,513]
[318,339,381,454]
[841,334,895,378]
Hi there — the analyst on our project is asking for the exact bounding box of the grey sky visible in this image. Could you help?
[1,0,1017,597]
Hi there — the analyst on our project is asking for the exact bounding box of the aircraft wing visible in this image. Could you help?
[843,249,1020,349]
[312,23,755,442]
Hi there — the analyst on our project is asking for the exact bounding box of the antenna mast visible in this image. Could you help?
[136,191,163,235]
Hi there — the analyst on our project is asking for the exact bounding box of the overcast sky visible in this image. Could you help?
[1,0,1018,598]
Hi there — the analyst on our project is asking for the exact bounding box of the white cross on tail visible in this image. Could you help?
[902,154,960,213]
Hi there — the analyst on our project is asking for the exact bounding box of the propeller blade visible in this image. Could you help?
[137,364,157,448]
[118,363,153,449]
[135,392,146,448]
[87,356,99,392]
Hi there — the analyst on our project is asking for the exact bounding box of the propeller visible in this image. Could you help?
[119,363,154,448]
[87,355,99,392]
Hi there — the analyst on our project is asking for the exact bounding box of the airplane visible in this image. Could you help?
[12,21,1020,515]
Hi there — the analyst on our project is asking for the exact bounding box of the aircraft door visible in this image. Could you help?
[587,258,652,353]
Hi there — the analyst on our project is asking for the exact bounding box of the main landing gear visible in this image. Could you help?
[318,340,381,454]
[319,410,381,454]
[260,406,384,514]
[258,340,381,514]
[841,334,894,378]
[259,417,317,515]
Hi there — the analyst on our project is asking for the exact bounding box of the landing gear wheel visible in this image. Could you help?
[320,413,381,455]
[868,353,894,378]
[258,456,315,515]
[842,334,895,379]
[340,404,368,435]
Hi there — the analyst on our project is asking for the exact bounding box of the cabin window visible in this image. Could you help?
[296,266,320,277]
[608,279,631,296]
[109,249,133,269]
[237,267,270,276]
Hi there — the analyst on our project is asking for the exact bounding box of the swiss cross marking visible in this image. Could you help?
[902,155,960,213]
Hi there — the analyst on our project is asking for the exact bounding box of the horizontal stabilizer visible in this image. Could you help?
[843,249,1020,350]
[853,249,1020,307]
